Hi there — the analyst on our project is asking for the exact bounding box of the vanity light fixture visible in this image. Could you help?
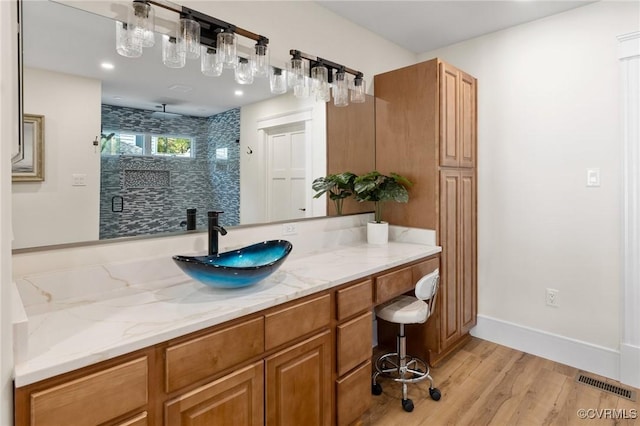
[179,16,200,60]
[115,1,270,85]
[128,0,155,48]
[235,57,254,85]
[269,67,287,94]
[286,50,365,107]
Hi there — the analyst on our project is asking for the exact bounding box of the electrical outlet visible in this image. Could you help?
[546,288,559,307]
[282,223,297,236]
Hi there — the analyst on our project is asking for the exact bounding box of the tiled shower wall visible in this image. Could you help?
[100,105,240,239]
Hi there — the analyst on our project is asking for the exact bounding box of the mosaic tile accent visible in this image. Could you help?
[100,105,241,239]
[124,169,171,188]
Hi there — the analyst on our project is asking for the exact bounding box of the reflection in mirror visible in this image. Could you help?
[12,0,374,250]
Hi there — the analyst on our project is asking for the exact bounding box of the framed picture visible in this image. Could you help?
[13,113,44,182]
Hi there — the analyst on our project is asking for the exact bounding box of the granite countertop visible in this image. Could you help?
[13,240,440,387]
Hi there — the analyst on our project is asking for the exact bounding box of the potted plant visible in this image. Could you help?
[312,172,357,215]
[354,171,412,244]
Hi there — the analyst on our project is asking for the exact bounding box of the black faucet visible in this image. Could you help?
[208,211,227,255]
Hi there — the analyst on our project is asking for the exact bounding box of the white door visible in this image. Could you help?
[267,123,308,222]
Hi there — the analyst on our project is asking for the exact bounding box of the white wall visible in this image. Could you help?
[240,93,326,224]
[0,1,17,423]
[419,0,639,365]
[12,68,101,249]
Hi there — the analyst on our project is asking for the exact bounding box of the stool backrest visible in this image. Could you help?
[415,269,440,315]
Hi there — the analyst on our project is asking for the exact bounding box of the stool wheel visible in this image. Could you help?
[372,383,382,395]
[429,387,441,401]
[402,398,414,412]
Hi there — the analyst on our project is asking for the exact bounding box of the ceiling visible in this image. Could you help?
[22,1,274,118]
[23,1,594,118]
[316,1,595,54]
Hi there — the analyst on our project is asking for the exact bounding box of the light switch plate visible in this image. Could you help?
[72,173,87,186]
[586,168,600,187]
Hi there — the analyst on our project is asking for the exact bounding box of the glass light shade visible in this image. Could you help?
[287,58,307,88]
[311,66,330,102]
[115,21,142,58]
[179,18,200,60]
[162,35,185,68]
[269,67,287,94]
[293,77,310,99]
[217,31,237,69]
[333,71,349,107]
[126,1,153,48]
[252,43,270,77]
[201,46,222,77]
[235,58,254,85]
[350,77,366,103]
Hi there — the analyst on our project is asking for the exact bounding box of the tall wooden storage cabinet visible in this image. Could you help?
[375,58,477,365]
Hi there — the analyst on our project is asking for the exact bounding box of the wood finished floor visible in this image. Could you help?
[361,337,639,426]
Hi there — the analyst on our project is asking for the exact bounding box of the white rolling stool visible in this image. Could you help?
[371,269,441,412]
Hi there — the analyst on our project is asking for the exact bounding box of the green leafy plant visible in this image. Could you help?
[354,171,412,223]
[312,172,357,215]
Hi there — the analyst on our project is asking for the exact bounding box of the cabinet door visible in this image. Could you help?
[439,62,460,167]
[164,362,263,426]
[265,331,332,426]
[439,62,477,168]
[439,170,477,346]
[459,71,477,168]
[460,170,477,333]
[115,412,148,426]
[439,171,462,347]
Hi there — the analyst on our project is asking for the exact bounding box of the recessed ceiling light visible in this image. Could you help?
[168,84,193,93]
[113,96,122,100]
[101,62,114,70]
[235,90,243,96]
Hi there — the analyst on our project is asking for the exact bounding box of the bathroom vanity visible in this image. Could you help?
[12,219,440,426]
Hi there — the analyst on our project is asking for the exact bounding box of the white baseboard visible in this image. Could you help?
[620,343,640,388]
[470,315,620,381]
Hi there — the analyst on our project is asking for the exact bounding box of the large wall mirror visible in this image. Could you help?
[12,0,375,250]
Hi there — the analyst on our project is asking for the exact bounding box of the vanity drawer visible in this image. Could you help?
[411,256,440,282]
[165,317,264,393]
[30,357,148,426]
[336,279,372,321]
[265,294,331,350]
[374,266,413,304]
[336,360,372,426]
[336,311,373,376]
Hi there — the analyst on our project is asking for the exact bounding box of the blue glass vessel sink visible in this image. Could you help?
[173,240,293,288]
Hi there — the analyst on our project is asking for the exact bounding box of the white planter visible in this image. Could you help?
[367,221,389,245]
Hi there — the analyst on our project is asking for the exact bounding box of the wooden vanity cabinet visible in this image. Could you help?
[15,259,437,426]
[334,279,373,426]
[164,361,264,426]
[266,331,332,426]
[375,58,477,365]
[165,294,331,426]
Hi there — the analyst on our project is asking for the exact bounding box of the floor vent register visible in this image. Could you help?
[576,372,637,401]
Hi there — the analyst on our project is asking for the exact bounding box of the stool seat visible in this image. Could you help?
[375,295,429,324]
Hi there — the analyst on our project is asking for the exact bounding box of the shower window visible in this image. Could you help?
[101,131,194,158]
